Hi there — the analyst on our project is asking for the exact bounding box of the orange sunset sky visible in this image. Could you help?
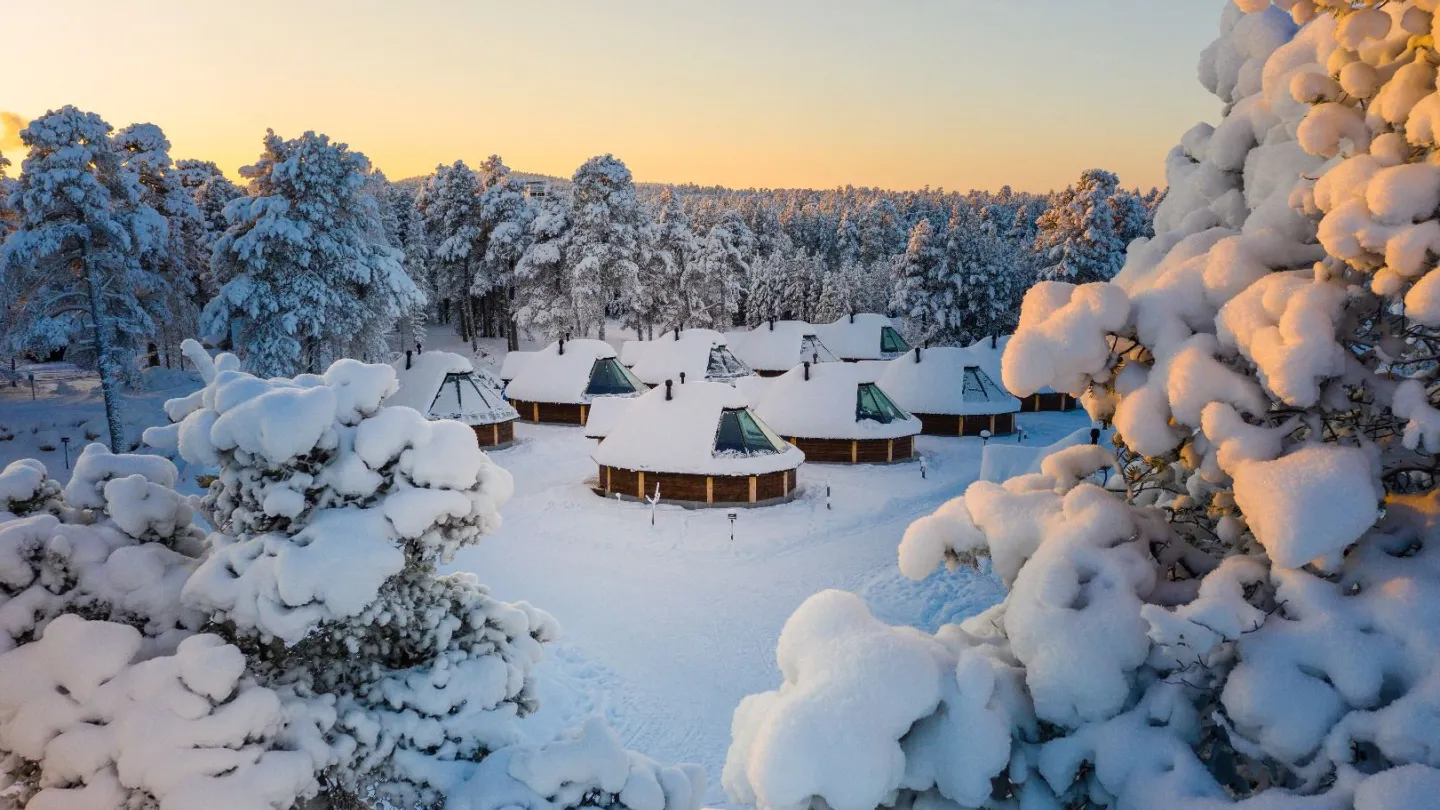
[3,1,1229,192]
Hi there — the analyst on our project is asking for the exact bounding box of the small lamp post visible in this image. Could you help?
[728,511,737,541]
[980,429,992,447]
[28,373,35,400]
[60,436,71,470]
[919,455,929,479]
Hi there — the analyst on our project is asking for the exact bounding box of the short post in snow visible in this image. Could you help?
[646,482,661,526]
[980,429,992,447]
[1090,427,1102,445]
[919,455,929,479]
[28,373,35,399]
[728,511,737,542]
[60,436,71,470]
[825,478,832,510]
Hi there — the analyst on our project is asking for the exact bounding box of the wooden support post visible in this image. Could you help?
[958,416,965,436]
[749,476,757,504]
[580,404,588,425]
[887,439,894,462]
[606,466,612,493]
[783,470,789,494]
[492,423,500,445]
[706,476,714,504]
[851,440,858,463]
[532,402,539,422]
[637,471,645,499]
[990,414,997,434]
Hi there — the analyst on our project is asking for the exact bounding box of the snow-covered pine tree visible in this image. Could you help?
[746,249,787,327]
[202,129,422,377]
[418,160,486,346]
[777,248,824,323]
[175,159,243,264]
[891,217,944,341]
[475,157,535,349]
[682,217,749,330]
[514,194,577,341]
[139,341,706,810]
[814,262,855,324]
[114,123,209,368]
[640,187,696,335]
[0,447,328,810]
[830,210,860,273]
[1034,168,1130,284]
[0,151,15,241]
[0,107,166,450]
[948,204,1010,345]
[727,3,1440,808]
[858,199,904,266]
[567,155,643,339]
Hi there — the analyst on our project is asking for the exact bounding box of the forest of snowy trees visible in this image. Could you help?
[0,105,1158,447]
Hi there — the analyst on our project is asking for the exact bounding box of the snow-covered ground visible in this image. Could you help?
[0,335,1089,807]
[450,412,1087,806]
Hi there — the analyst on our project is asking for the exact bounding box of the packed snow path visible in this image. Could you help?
[450,411,1089,806]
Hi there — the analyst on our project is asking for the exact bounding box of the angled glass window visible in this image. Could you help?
[707,346,752,379]
[586,358,647,396]
[961,366,1003,402]
[879,326,910,356]
[800,335,839,364]
[430,372,511,419]
[856,383,908,424]
[714,408,784,456]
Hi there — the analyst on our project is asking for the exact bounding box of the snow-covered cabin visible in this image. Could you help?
[753,361,921,464]
[814,314,911,362]
[968,335,1079,412]
[624,329,753,386]
[385,350,519,448]
[726,320,840,377]
[592,378,804,507]
[505,339,648,425]
[879,347,1021,437]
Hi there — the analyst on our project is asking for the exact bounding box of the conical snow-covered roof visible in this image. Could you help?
[505,339,649,405]
[814,314,911,361]
[626,330,753,385]
[879,347,1021,416]
[386,351,518,425]
[727,321,840,373]
[593,379,804,476]
[754,361,920,440]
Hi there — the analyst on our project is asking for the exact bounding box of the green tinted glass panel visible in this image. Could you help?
[856,383,907,424]
[714,409,782,456]
[586,358,645,396]
[880,326,909,355]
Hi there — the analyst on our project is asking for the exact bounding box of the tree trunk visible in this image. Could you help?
[83,261,126,451]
